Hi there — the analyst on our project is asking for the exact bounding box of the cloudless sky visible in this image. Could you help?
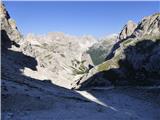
[4,1,160,37]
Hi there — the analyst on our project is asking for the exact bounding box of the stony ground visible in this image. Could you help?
[2,80,160,120]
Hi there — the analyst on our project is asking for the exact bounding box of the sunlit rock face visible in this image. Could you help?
[72,13,160,90]
[0,3,22,44]
[20,32,97,88]
[132,13,160,38]
[119,20,137,40]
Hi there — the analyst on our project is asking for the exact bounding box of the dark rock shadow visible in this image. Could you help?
[1,30,37,71]
[74,39,160,119]
[105,40,121,60]
[2,28,159,119]
[1,29,90,112]
[105,35,136,61]
[78,39,160,90]
[1,29,120,117]
[1,29,140,120]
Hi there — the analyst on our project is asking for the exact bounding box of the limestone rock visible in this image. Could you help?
[73,13,160,89]
[0,2,22,44]
[20,32,96,88]
[119,20,137,40]
[132,13,160,38]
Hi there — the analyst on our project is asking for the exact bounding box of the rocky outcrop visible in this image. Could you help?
[119,20,137,40]
[72,13,160,89]
[0,2,22,44]
[132,13,160,38]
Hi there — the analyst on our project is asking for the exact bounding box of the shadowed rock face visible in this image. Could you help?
[1,3,90,115]
[1,29,37,73]
[1,2,38,79]
[72,13,160,90]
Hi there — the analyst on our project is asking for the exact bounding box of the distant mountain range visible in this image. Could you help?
[1,2,160,91]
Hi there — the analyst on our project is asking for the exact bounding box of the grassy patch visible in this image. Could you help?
[70,59,89,75]
[97,62,110,72]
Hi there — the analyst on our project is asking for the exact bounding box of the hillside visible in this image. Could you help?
[1,2,160,120]
[72,13,160,89]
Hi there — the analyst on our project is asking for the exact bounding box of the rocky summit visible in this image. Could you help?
[119,20,137,40]
[1,2,160,120]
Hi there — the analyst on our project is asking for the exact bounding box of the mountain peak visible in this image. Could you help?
[1,2,22,44]
[0,2,10,19]
[127,20,135,24]
[132,12,160,38]
[119,20,137,40]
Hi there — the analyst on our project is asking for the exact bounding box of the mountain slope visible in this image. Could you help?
[20,32,96,88]
[1,3,160,120]
[72,13,160,89]
[87,34,118,65]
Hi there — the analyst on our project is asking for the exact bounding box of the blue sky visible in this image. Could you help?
[4,1,159,37]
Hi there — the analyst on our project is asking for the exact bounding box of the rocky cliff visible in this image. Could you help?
[0,3,22,44]
[132,13,160,38]
[72,13,160,90]
[119,20,137,40]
